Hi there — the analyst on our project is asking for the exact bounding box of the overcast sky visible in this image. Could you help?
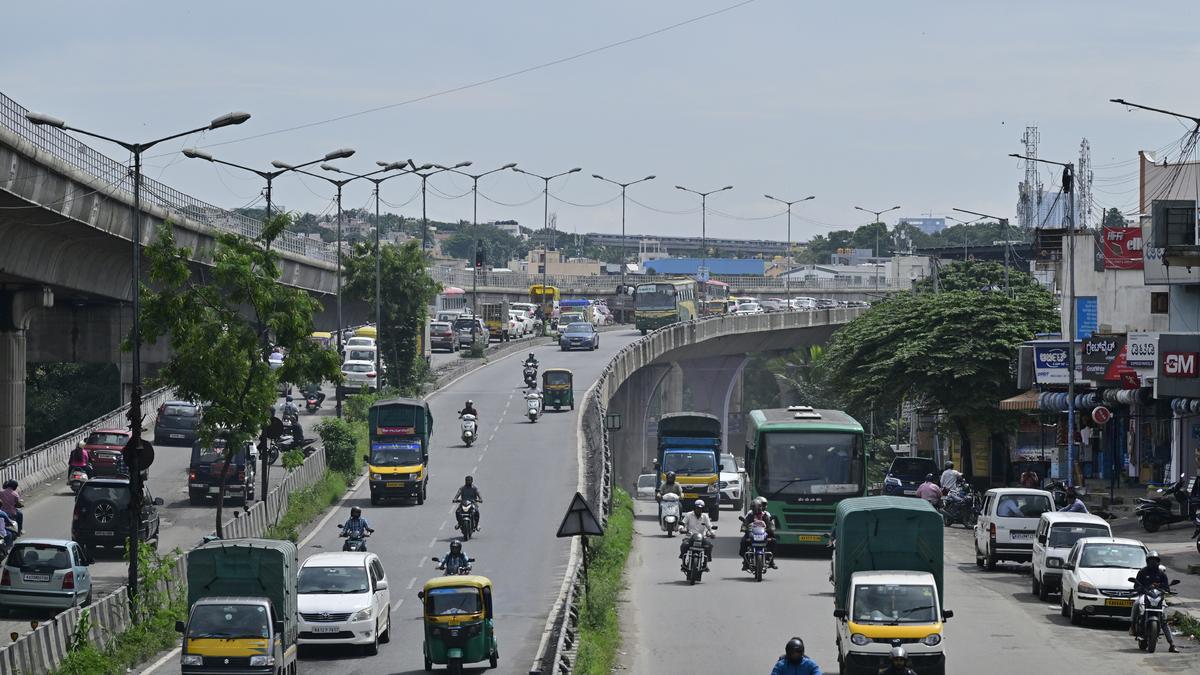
[6,0,1200,243]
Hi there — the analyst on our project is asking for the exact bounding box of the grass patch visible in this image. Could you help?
[264,470,353,542]
[573,488,634,675]
[1170,611,1200,640]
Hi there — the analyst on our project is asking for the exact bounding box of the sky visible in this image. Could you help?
[6,0,1200,244]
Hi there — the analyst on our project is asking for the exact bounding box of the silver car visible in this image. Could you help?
[0,539,93,611]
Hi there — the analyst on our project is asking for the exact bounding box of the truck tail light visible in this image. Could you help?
[62,571,75,590]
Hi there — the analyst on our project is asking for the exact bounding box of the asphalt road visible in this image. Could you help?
[428,331,542,371]
[620,497,1200,675]
[0,386,336,640]
[188,330,638,675]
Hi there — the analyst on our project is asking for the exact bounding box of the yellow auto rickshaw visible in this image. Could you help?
[354,325,378,340]
[418,576,498,673]
[542,368,574,411]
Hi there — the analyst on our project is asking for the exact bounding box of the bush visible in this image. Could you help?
[344,388,398,423]
[574,489,634,675]
[281,448,305,470]
[316,418,358,475]
[264,471,349,542]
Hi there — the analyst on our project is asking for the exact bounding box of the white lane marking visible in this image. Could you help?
[407,577,417,590]
[428,537,438,548]
[439,520,448,531]
[298,474,367,548]
[418,557,427,568]
[472,464,478,474]
[141,646,180,674]
[392,597,405,611]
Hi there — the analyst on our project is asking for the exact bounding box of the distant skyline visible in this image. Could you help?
[5,1,1200,243]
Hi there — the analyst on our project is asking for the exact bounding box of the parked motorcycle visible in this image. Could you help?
[433,556,476,576]
[68,466,91,494]
[1135,473,1196,533]
[454,499,478,541]
[523,365,538,388]
[739,516,773,582]
[1130,577,1180,653]
[525,392,542,423]
[659,492,682,537]
[460,414,478,447]
[338,524,370,552]
[680,527,715,585]
[940,483,980,528]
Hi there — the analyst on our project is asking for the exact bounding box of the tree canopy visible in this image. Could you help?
[440,223,529,268]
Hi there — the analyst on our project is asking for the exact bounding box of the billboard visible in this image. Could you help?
[1099,226,1144,270]
[1075,296,1098,340]
[1082,334,1125,381]
[1033,341,1083,385]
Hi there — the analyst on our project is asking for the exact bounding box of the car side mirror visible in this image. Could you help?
[417,591,425,600]
[942,609,954,620]
[432,557,440,563]
[738,516,746,522]
[1128,577,1137,583]
[175,620,186,633]
[1037,535,1046,544]
[1063,564,1073,570]
[1171,579,1181,586]
[468,558,476,563]
[153,497,164,506]
[376,579,389,591]
[833,609,846,619]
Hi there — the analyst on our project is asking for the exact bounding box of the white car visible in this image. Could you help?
[298,552,392,652]
[0,539,94,611]
[636,474,657,501]
[791,297,818,311]
[507,311,527,337]
[345,336,376,349]
[1059,537,1148,625]
[973,487,1053,570]
[736,302,764,315]
[759,298,786,312]
[339,359,378,394]
[718,453,746,508]
[1031,512,1112,600]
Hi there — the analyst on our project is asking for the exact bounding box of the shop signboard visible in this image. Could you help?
[1082,334,1124,380]
[1099,226,1144,270]
[1155,333,1200,398]
[1126,332,1158,370]
[1033,341,1083,385]
[1075,297,1098,340]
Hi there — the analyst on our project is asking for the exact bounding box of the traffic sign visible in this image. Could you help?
[1091,406,1112,425]
[122,438,155,470]
[556,492,604,538]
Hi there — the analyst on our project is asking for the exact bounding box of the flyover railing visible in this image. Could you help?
[430,266,909,293]
[0,90,334,264]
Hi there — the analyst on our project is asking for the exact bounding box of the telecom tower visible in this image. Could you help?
[1017,126,1042,231]
[1077,139,1093,230]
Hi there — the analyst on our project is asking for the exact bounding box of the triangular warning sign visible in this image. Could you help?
[556,492,604,538]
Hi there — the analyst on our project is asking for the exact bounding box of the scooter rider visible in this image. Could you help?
[524,353,539,368]
[0,480,24,536]
[656,472,683,501]
[1130,551,1179,652]
[458,400,478,418]
[67,440,92,478]
[678,499,715,571]
[876,646,918,675]
[453,475,483,529]
[438,540,471,572]
[769,637,823,675]
[739,496,778,570]
[1058,486,1089,513]
[282,396,299,420]
[301,382,326,407]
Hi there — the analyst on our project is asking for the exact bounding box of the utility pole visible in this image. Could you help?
[952,208,1013,294]
[764,194,815,307]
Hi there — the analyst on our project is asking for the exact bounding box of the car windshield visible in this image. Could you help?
[756,431,863,498]
[719,456,739,473]
[996,494,1052,518]
[1079,544,1146,569]
[162,405,197,417]
[545,371,570,385]
[453,319,477,331]
[85,432,127,446]
[347,349,375,362]
[369,442,423,466]
[298,565,369,594]
[852,584,938,624]
[347,338,372,346]
[565,323,592,334]
[187,604,270,639]
[662,450,716,474]
[79,485,130,509]
[7,544,72,571]
[426,588,481,616]
[889,458,937,480]
[1048,524,1111,548]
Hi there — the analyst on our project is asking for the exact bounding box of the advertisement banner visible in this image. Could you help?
[1075,296,1098,340]
[1033,341,1083,385]
[1082,334,1124,380]
[1100,226,1144,270]
[1126,332,1158,370]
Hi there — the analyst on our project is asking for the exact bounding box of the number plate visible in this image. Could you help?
[22,574,50,583]
[311,625,341,633]
[903,490,917,496]
[1105,598,1134,607]
[1010,531,1033,540]
[94,531,114,537]
[797,534,823,543]
[209,487,222,494]
[386,482,404,488]
[169,434,184,439]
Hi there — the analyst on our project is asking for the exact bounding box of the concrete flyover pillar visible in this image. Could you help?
[610,363,673,492]
[678,355,750,455]
[0,287,54,459]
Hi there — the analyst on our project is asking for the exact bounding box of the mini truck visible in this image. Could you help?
[832,496,951,675]
[178,538,299,675]
[655,412,722,520]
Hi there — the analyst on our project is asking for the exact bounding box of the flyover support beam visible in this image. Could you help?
[0,287,54,458]
[610,364,673,493]
[678,355,749,456]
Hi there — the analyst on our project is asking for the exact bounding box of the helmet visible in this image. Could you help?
[890,646,908,665]
[286,396,293,402]
[693,499,706,509]
[350,506,362,519]
[784,637,805,662]
[945,461,954,469]
[528,353,535,359]
[450,540,462,553]
[666,471,677,481]
[465,475,474,485]
[465,399,474,406]
[925,473,935,482]
[76,440,85,449]
[1147,550,1161,565]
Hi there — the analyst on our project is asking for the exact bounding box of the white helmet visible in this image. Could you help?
[693,499,706,509]
[753,496,768,508]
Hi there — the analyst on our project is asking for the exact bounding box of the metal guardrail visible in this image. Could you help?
[429,266,908,293]
[0,91,334,264]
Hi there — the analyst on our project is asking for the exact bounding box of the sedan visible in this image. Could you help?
[0,539,93,612]
[298,552,392,654]
[1060,537,1148,625]
[82,429,132,477]
[559,322,599,351]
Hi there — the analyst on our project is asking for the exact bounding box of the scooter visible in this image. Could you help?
[525,392,542,423]
[740,516,773,582]
[523,365,538,388]
[68,466,91,494]
[1129,577,1180,653]
[432,556,476,576]
[338,524,370,552]
[659,492,681,537]
[305,394,320,413]
[460,414,477,447]
[679,526,715,585]
[1135,473,1195,533]
[453,499,478,541]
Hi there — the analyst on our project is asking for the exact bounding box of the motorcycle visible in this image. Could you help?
[68,466,91,494]
[523,364,538,388]
[338,524,370,552]
[460,414,477,447]
[454,499,478,541]
[305,394,320,413]
[940,483,980,528]
[433,555,476,576]
[1129,577,1180,653]
[739,516,773,582]
[268,436,315,463]
[1135,473,1195,533]
[659,492,681,537]
[525,392,542,423]
[680,526,715,585]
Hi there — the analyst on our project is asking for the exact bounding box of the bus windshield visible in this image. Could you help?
[662,450,717,474]
[370,441,423,466]
[636,284,676,310]
[756,431,862,498]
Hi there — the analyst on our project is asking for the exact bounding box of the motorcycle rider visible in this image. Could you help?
[524,353,539,368]
[678,499,715,571]
[939,461,963,491]
[281,396,299,425]
[0,480,23,536]
[1129,551,1179,652]
[876,646,918,675]
[458,400,479,418]
[300,382,326,407]
[437,540,471,573]
[453,475,483,530]
[1058,486,1089,513]
[739,496,778,570]
[1019,467,1041,488]
[915,473,942,507]
[341,506,374,540]
[769,637,823,675]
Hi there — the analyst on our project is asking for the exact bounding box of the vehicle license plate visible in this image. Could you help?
[1105,598,1134,607]
[170,434,184,439]
[386,482,403,488]
[312,625,340,633]
[209,487,222,494]
[903,490,917,496]
[22,574,50,583]
[95,531,114,537]
[1010,531,1033,540]
[797,534,823,543]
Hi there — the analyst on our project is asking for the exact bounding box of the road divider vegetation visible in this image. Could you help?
[574,488,634,675]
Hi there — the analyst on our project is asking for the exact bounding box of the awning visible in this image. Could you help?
[999,389,1040,411]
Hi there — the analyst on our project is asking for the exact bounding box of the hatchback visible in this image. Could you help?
[153,401,201,445]
[82,429,132,476]
[298,552,392,654]
[0,539,93,612]
[1060,537,1149,625]
[339,360,378,395]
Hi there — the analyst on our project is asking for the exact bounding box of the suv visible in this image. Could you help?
[81,429,132,477]
[1030,512,1112,600]
[453,317,489,348]
[718,453,746,508]
[430,321,459,352]
[72,478,163,556]
[883,457,940,497]
[153,401,201,445]
[973,488,1054,570]
[188,439,257,505]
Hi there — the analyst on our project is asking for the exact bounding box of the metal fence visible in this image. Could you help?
[0,91,334,264]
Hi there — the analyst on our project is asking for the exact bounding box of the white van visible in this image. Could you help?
[973,487,1054,570]
[344,345,378,365]
[1030,512,1112,600]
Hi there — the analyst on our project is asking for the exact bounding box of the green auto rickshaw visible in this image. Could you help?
[419,575,498,673]
[542,368,574,410]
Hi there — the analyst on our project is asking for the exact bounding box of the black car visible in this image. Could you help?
[188,439,257,505]
[883,456,941,497]
[153,400,201,445]
[72,478,163,556]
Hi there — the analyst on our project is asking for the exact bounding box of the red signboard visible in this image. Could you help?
[377,426,415,435]
[1091,406,1112,425]
[1100,226,1144,270]
[1163,352,1198,377]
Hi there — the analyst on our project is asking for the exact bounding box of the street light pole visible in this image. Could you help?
[593,174,656,290]
[182,148,355,220]
[444,164,518,325]
[765,194,815,307]
[676,184,733,302]
[410,162,472,252]
[26,109,251,602]
[945,215,985,261]
[952,207,1012,294]
[514,167,582,330]
[853,205,901,257]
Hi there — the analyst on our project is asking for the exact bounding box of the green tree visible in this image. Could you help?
[825,262,1057,478]
[25,363,120,447]
[1102,207,1128,229]
[343,240,440,395]
[140,214,342,534]
[440,224,528,267]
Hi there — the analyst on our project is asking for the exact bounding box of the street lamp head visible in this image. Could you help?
[502,162,517,169]
[181,147,213,161]
[209,112,252,129]
[721,185,733,191]
[764,194,776,200]
[383,161,409,171]
[324,148,355,160]
[645,175,656,181]
[890,205,900,210]
[804,195,815,201]
[320,163,342,173]
[675,185,686,191]
[25,112,66,128]
[592,174,605,180]
[569,167,582,173]
[415,163,434,171]
[454,161,473,168]
[513,167,528,175]
[270,160,294,169]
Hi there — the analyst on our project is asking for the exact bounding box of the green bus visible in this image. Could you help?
[634,279,698,334]
[744,405,866,546]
